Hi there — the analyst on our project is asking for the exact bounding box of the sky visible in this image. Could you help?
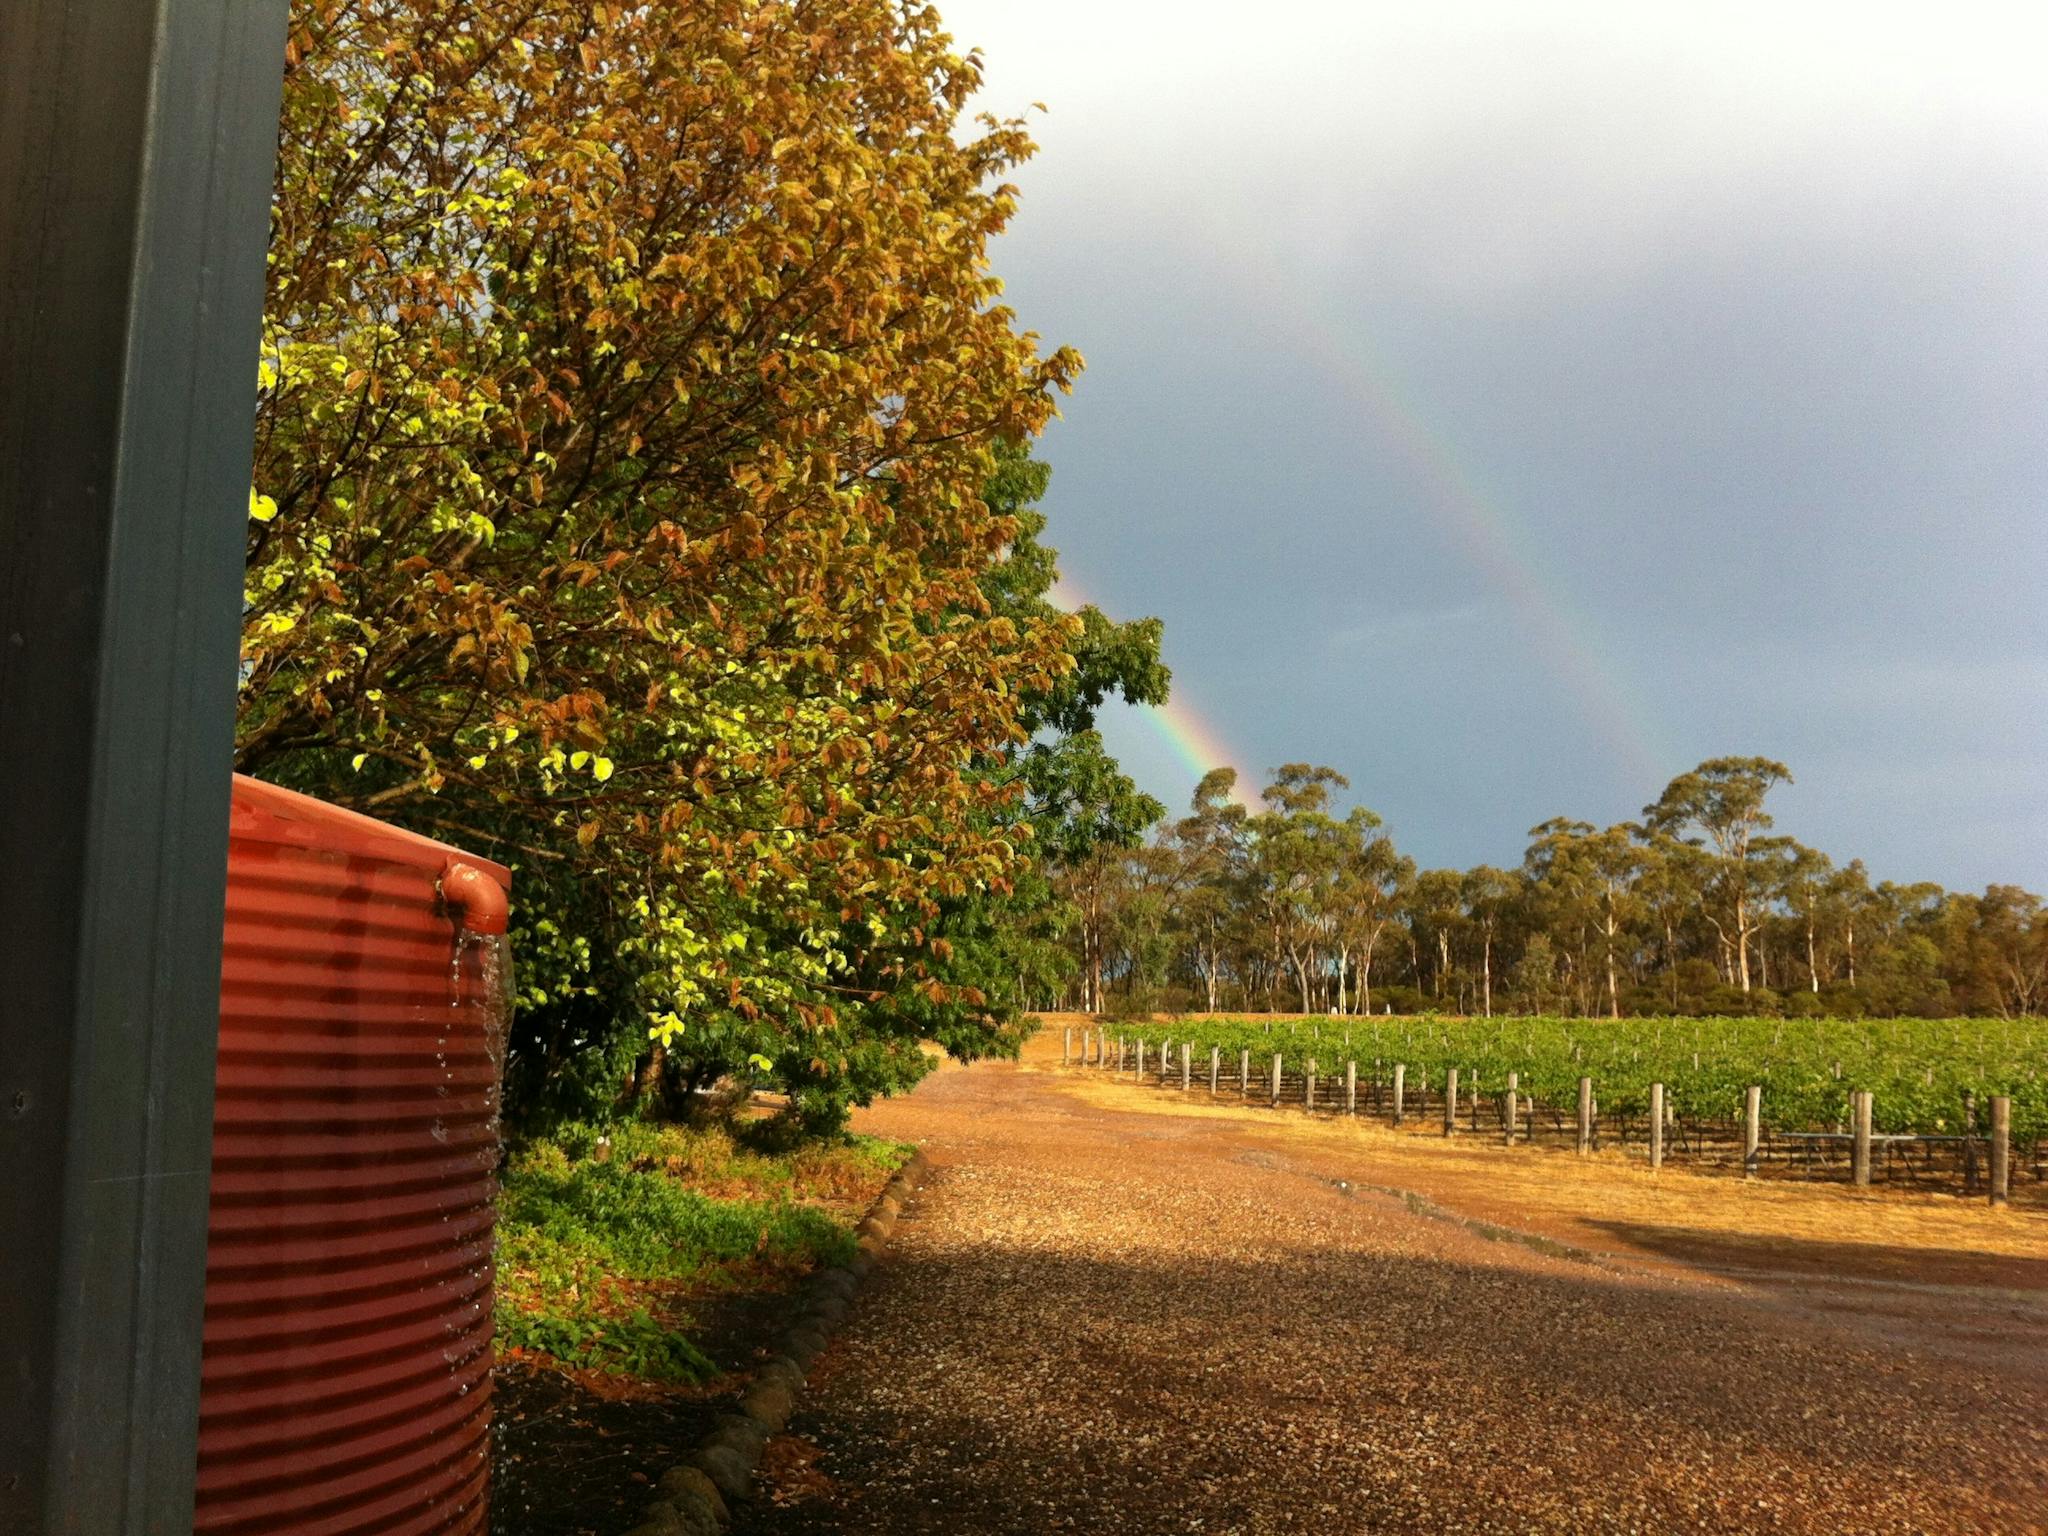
[940,0,2048,892]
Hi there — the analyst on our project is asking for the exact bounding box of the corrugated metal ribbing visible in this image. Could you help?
[196,780,510,1536]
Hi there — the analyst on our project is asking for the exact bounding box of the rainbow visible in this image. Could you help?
[1249,274,1672,792]
[1050,575,1262,812]
[1041,271,1674,817]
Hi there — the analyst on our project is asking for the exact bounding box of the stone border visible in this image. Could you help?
[622,1149,928,1536]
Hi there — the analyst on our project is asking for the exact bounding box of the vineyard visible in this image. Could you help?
[1064,1015,2045,1199]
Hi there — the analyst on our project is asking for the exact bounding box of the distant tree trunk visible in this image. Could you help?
[1481,927,1493,1017]
[1807,918,1820,992]
[1336,942,1349,1014]
[1604,913,1620,1019]
[1734,890,1753,992]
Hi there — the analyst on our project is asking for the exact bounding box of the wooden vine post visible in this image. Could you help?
[1209,1046,1220,1097]
[1743,1086,1762,1179]
[1270,1053,1283,1108]
[1181,1042,1191,1092]
[1392,1064,1406,1127]
[1851,1090,1874,1188]
[1504,1072,1519,1145]
[1305,1059,1317,1111]
[1240,1049,1251,1100]
[1444,1068,1459,1137]
[1062,1026,1072,1065]
[1346,1060,1357,1116]
[1575,1076,1593,1156]
[1648,1082,1664,1172]
[1990,1095,2011,1207]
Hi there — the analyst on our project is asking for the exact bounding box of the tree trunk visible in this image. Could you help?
[1734,890,1752,992]
[1604,913,1620,1019]
[1482,929,1493,1017]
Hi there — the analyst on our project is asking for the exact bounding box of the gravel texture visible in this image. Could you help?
[735,1041,2048,1535]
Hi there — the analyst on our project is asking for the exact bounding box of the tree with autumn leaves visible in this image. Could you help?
[239,0,1148,1128]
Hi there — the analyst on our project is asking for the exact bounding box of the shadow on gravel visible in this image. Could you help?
[1581,1219,2048,1291]
[729,1235,2048,1536]
[492,1276,809,1536]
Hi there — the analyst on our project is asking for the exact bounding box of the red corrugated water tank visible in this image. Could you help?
[198,775,512,1536]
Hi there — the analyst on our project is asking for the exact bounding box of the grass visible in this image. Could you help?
[494,1118,912,1383]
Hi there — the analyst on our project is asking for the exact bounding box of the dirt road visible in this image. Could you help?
[736,1039,2048,1535]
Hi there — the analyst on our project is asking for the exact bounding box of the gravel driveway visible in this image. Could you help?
[735,1046,2048,1535]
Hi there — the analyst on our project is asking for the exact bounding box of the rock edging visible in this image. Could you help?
[621,1148,928,1536]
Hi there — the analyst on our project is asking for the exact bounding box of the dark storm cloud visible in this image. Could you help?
[949,0,2048,889]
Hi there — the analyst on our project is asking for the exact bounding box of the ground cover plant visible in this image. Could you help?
[494,1120,909,1383]
[1105,1014,2048,1143]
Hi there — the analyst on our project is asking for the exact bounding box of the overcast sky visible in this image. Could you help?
[944,0,2048,891]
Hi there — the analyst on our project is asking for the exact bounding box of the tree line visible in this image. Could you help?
[1047,757,2048,1021]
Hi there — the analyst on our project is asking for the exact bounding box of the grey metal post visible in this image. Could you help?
[0,3,290,1528]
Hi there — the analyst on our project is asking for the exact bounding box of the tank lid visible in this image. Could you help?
[231,774,512,891]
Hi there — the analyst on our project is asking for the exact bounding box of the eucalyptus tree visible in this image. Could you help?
[1460,866,1517,1017]
[1333,809,1415,1016]
[1405,868,1469,1005]
[1169,769,1253,1012]
[1774,843,1834,994]
[1643,757,1793,994]
[1250,765,1352,1013]
[1545,822,1644,1019]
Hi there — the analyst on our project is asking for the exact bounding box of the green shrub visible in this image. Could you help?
[494,1122,906,1382]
